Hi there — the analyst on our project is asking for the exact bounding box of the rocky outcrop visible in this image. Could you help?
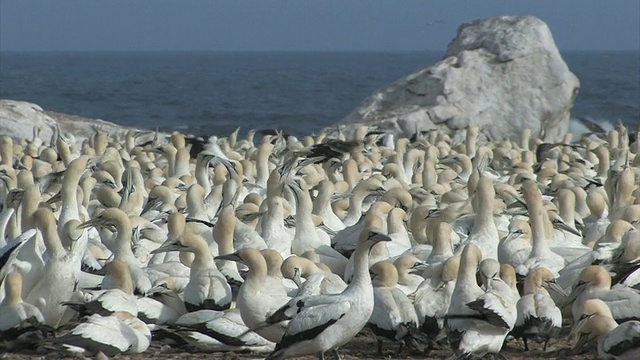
[0,100,134,144]
[339,16,580,143]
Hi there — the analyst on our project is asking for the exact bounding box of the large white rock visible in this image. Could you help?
[0,99,134,144]
[340,16,580,143]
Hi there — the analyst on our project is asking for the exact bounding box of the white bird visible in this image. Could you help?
[520,178,566,276]
[160,308,275,353]
[0,228,37,283]
[260,195,293,257]
[368,260,424,355]
[446,244,515,358]
[280,255,347,296]
[287,178,348,275]
[78,207,152,296]
[151,231,232,312]
[570,299,640,360]
[261,249,299,297]
[43,311,151,356]
[393,254,427,295]
[215,248,290,343]
[512,267,563,351]
[454,177,500,261]
[24,208,80,328]
[497,219,532,274]
[264,229,391,360]
[566,265,640,323]
[62,259,138,318]
[0,271,50,350]
[413,255,459,340]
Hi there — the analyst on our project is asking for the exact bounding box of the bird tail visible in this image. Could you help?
[402,324,430,353]
[60,301,84,314]
[264,349,285,360]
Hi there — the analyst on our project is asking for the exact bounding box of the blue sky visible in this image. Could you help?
[1,0,638,52]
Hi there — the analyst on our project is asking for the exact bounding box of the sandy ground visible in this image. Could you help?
[1,329,599,360]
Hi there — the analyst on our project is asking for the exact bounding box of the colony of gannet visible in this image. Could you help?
[0,122,639,359]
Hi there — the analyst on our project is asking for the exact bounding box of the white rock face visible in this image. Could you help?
[0,99,133,144]
[340,16,580,143]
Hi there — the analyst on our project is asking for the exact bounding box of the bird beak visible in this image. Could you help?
[215,253,244,264]
[134,130,154,139]
[425,208,441,219]
[544,279,568,298]
[435,280,447,291]
[45,191,62,205]
[502,229,523,242]
[569,315,587,341]
[552,219,582,237]
[439,156,455,165]
[368,232,392,244]
[185,217,215,228]
[150,240,186,254]
[410,261,429,274]
[141,197,161,214]
[148,284,171,295]
[569,316,592,351]
[78,218,100,230]
[562,281,587,308]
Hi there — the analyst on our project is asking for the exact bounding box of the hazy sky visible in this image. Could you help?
[1,0,639,52]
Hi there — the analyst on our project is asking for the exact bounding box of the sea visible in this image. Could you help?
[0,51,638,138]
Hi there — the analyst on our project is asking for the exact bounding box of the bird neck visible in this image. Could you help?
[243,256,268,293]
[312,187,330,215]
[529,203,549,257]
[191,241,214,269]
[350,242,373,287]
[195,160,212,195]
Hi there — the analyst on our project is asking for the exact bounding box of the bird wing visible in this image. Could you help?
[266,294,335,324]
[602,320,640,356]
[371,288,402,331]
[597,287,640,321]
[175,309,225,326]
[96,289,137,315]
[0,229,36,281]
[56,315,131,356]
[275,301,350,351]
[390,288,420,326]
[533,294,562,328]
[466,291,515,330]
[514,294,535,327]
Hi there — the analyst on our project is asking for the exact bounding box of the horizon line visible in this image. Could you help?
[1,49,639,54]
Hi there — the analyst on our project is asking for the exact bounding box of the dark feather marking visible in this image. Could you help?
[511,316,560,347]
[444,322,464,352]
[150,326,189,346]
[274,313,345,352]
[608,336,640,356]
[465,299,510,329]
[61,301,114,317]
[421,316,441,338]
[0,239,25,274]
[49,332,126,357]
[174,322,247,347]
[610,261,640,285]
[184,300,231,313]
